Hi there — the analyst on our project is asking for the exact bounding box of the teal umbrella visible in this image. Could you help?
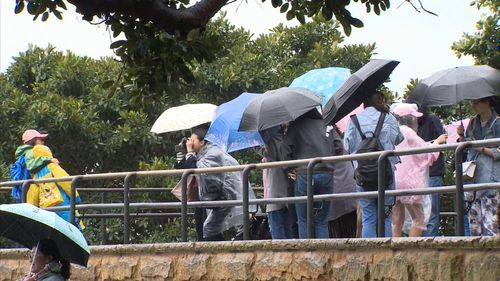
[290,67,351,107]
[0,203,90,266]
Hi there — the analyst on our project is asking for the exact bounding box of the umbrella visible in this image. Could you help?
[0,203,90,267]
[205,93,265,152]
[406,65,500,106]
[151,103,217,134]
[289,67,351,107]
[323,59,400,125]
[238,87,322,132]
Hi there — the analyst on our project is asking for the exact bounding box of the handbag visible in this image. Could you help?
[38,182,64,208]
[462,160,477,181]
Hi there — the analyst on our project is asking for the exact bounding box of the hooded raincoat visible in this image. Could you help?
[195,142,249,238]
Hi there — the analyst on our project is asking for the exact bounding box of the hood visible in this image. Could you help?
[15,145,33,159]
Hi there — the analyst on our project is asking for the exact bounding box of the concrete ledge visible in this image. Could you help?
[1,237,499,281]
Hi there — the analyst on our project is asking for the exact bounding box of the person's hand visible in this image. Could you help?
[186,138,194,153]
[435,134,448,145]
[287,170,296,181]
[51,158,59,165]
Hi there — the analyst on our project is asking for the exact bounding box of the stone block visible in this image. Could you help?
[175,254,210,281]
[253,252,293,281]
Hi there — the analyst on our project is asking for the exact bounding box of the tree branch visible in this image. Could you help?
[67,0,230,33]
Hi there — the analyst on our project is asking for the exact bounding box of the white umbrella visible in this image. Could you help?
[151,103,217,134]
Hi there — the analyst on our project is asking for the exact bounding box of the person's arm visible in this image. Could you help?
[24,149,52,172]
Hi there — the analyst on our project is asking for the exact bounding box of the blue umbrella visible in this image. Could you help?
[290,67,351,107]
[0,203,90,266]
[206,93,265,152]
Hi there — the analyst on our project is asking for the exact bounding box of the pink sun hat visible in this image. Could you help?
[391,103,423,118]
[22,129,48,144]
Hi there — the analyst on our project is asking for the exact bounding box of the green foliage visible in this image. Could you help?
[13,0,390,103]
[0,19,378,245]
[452,0,500,68]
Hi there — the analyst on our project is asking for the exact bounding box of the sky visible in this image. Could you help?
[0,0,483,95]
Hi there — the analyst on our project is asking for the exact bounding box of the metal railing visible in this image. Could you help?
[1,138,499,243]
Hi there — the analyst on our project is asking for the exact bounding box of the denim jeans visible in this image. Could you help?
[424,176,443,236]
[295,172,334,239]
[268,207,293,239]
[356,182,394,238]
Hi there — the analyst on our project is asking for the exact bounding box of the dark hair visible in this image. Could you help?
[37,239,70,280]
[25,138,37,146]
[191,123,209,141]
[363,90,384,107]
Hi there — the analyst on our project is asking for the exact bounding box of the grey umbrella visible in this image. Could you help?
[323,59,400,125]
[238,87,322,131]
[407,65,500,106]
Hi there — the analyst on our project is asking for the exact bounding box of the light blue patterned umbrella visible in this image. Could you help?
[290,67,351,107]
[0,203,90,266]
[206,93,264,152]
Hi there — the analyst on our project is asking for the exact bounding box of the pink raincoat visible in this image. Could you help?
[395,125,440,204]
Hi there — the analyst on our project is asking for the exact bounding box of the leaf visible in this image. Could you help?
[102,80,115,89]
[280,3,289,13]
[286,9,295,20]
[41,12,49,21]
[296,13,306,24]
[53,9,63,20]
[14,1,25,14]
[110,40,126,49]
[350,17,364,28]
[187,29,200,41]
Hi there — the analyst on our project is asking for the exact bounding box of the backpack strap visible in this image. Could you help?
[373,112,386,138]
[350,114,366,140]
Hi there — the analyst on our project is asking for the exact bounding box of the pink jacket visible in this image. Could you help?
[395,125,440,204]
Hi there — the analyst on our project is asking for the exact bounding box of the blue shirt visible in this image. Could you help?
[344,107,404,170]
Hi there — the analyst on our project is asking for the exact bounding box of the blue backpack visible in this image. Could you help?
[10,155,31,202]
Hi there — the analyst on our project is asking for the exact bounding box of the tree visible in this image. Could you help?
[452,0,500,68]
[1,17,378,244]
[13,0,392,101]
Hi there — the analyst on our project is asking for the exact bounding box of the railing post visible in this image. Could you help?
[455,142,471,236]
[70,176,80,227]
[123,173,136,244]
[181,169,195,242]
[377,151,394,237]
[101,191,107,245]
[21,180,32,203]
[242,164,256,240]
[306,158,322,239]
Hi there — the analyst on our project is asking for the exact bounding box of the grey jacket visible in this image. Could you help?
[465,112,500,197]
[263,133,294,213]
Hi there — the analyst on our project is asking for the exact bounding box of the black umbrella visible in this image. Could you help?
[406,65,500,106]
[323,59,400,125]
[238,87,322,131]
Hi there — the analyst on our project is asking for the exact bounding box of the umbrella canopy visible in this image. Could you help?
[289,67,351,107]
[0,203,90,267]
[151,103,217,134]
[238,87,322,132]
[407,65,500,106]
[323,59,400,125]
[205,93,265,152]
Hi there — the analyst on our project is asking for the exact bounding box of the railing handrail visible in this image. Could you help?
[2,138,500,242]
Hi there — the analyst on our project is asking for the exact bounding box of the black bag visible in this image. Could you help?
[351,112,393,191]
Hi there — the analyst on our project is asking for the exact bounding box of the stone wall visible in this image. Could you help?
[1,237,499,281]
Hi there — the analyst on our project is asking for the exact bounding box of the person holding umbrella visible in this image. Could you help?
[19,239,70,281]
[344,91,404,238]
[458,96,500,236]
[281,109,336,239]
